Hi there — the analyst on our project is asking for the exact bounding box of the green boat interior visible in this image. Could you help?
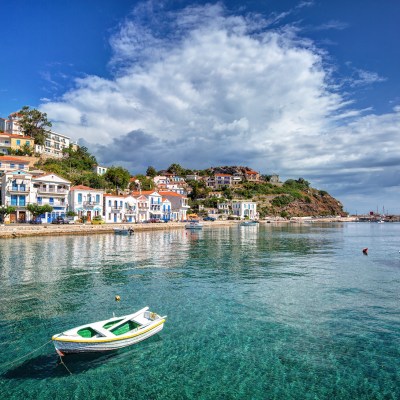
[77,327,98,338]
[77,319,142,338]
[111,320,141,336]
[103,319,123,329]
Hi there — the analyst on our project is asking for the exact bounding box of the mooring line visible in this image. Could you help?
[58,356,73,375]
[1,339,53,370]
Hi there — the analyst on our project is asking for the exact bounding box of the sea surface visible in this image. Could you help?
[0,222,399,399]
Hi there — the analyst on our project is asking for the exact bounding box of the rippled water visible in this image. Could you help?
[0,223,399,399]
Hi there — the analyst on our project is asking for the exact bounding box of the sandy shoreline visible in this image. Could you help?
[0,217,357,239]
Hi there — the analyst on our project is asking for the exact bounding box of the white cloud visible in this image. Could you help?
[40,2,400,213]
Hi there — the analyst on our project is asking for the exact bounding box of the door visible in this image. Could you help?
[19,211,26,223]
[87,211,92,222]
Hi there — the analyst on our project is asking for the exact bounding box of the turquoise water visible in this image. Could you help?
[0,223,399,399]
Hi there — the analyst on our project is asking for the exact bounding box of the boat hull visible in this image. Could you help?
[53,321,165,354]
[114,229,134,235]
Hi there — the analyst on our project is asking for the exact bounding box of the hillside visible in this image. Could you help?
[32,152,345,217]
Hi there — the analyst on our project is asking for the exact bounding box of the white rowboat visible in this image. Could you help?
[185,222,203,230]
[52,307,166,355]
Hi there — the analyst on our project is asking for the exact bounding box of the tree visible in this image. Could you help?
[0,205,16,222]
[104,166,131,191]
[167,163,185,176]
[131,174,155,191]
[27,204,53,218]
[146,166,157,178]
[10,143,34,156]
[17,106,52,146]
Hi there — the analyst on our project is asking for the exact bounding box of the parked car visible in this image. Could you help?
[29,218,42,224]
[91,217,105,225]
[51,216,67,224]
[203,216,216,221]
[148,218,164,223]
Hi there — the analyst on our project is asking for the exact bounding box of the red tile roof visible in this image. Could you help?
[0,156,30,163]
[159,190,185,197]
[70,185,99,191]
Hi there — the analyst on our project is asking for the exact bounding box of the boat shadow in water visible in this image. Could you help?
[3,335,162,379]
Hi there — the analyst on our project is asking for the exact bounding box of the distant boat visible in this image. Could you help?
[240,220,258,226]
[185,221,203,230]
[114,227,134,235]
[52,307,166,355]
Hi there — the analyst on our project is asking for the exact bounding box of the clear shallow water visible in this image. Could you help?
[0,223,399,399]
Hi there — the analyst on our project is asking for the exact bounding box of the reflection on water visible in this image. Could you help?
[0,223,399,399]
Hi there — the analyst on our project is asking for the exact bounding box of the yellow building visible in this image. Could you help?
[0,133,34,154]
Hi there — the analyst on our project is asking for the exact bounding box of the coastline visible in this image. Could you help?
[0,220,236,239]
[0,217,358,239]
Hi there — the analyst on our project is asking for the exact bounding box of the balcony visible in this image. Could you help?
[111,207,122,213]
[36,187,68,196]
[38,200,66,208]
[8,186,29,194]
[83,201,101,209]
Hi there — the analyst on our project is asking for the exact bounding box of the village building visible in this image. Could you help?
[68,185,103,222]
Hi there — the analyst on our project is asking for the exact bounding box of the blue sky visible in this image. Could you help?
[1,0,399,214]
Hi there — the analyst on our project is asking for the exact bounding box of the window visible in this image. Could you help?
[78,193,82,203]
[19,164,24,169]
[16,139,21,145]
[10,163,15,169]
[49,198,54,205]
[11,195,17,206]
[96,194,100,203]
[26,141,30,145]
[37,197,42,205]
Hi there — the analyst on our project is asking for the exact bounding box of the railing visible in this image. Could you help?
[83,201,101,206]
[36,188,68,194]
[9,186,29,193]
[37,201,66,207]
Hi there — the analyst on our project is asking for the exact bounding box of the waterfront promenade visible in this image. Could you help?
[0,217,358,239]
[0,220,234,238]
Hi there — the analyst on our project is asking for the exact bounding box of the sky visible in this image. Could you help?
[0,0,399,215]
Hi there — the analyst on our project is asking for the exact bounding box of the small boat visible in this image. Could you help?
[240,220,258,226]
[52,307,166,355]
[114,227,134,235]
[185,221,203,230]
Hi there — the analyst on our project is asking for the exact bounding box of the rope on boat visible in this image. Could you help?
[58,356,73,375]
[0,339,53,370]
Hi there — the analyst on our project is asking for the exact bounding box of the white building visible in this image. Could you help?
[93,165,108,175]
[1,112,75,158]
[231,200,258,220]
[103,194,138,223]
[0,156,30,173]
[35,130,73,158]
[31,173,71,223]
[0,169,34,223]
[159,191,189,221]
[68,185,103,222]
[0,113,24,135]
